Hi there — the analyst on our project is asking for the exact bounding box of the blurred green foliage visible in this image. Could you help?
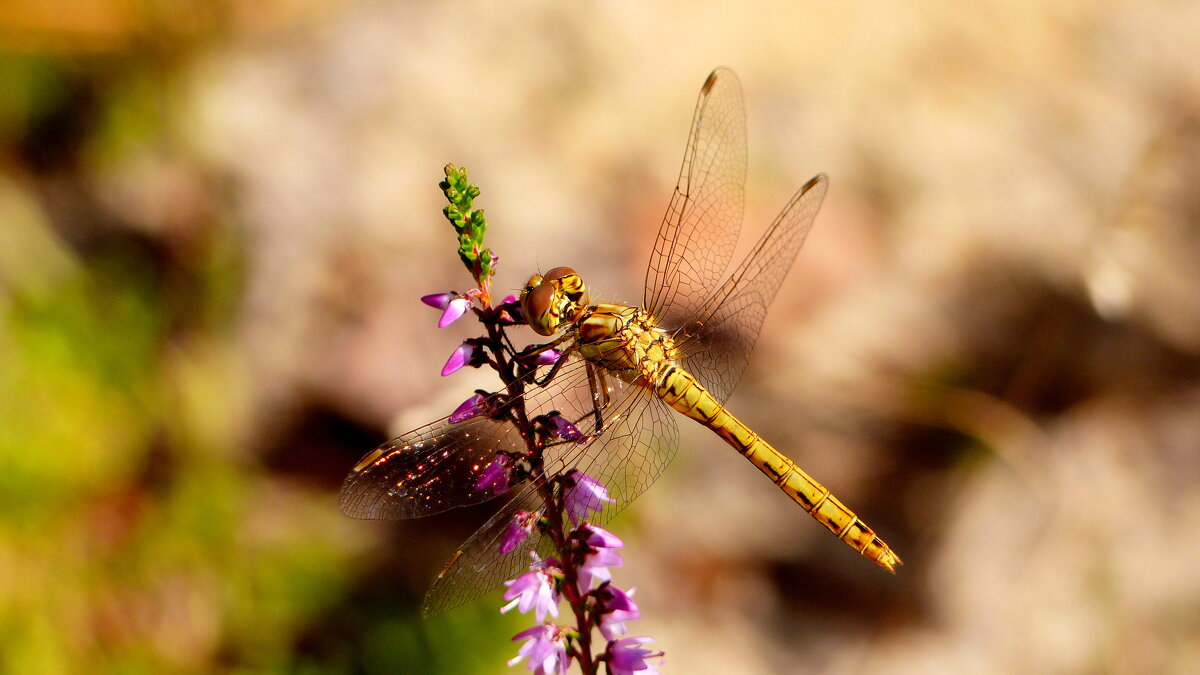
[0,53,69,143]
[0,49,516,672]
[0,186,342,671]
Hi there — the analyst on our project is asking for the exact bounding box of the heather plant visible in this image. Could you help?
[417,165,663,673]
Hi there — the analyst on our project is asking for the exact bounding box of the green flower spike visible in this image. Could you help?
[440,164,496,304]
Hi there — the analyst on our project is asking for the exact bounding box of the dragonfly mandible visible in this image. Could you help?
[341,68,901,616]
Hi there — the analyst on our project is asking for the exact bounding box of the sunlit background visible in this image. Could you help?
[3,1,1199,672]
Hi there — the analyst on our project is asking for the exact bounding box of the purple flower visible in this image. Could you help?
[508,624,568,675]
[500,510,539,555]
[439,297,470,327]
[577,539,624,591]
[564,471,615,524]
[547,413,586,443]
[450,391,490,424]
[421,291,455,310]
[596,584,641,640]
[607,636,664,675]
[441,341,480,376]
[501,557,561,623]
[578,524,624,550]
[420,292,472,327]
[573,524,625,591]
[533,348,562,367]
[474,454,510,493]
[499,295,525,324]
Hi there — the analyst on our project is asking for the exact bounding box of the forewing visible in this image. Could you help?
[644,67,747,330]
[422,387,680,615]
[675,174,828,403]
[340,354,598,519]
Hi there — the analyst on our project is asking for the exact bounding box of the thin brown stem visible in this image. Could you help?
[483,316,601,673]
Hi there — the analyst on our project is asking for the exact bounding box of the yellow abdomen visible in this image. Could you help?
[653,364,902,572]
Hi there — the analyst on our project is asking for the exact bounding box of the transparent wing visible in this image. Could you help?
[553,383,678,523]
[422,386,678,615]
[344,342,681,615]
[419,481,556,616]
[675,174,828,402]
[644,67,747,330]
[341,354,598,519]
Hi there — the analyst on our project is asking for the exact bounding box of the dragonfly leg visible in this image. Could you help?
[530,338,575,388]
[584,360,611,433]
[542,362,610,449]
[499,328,520,356]
[525,331,573,355]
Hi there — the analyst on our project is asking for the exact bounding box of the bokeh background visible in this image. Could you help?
[3,1,1199,673]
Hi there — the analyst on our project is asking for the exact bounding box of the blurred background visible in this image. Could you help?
[2,1,1199,672]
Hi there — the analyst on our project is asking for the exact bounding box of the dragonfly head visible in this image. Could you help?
[520,266,588,336]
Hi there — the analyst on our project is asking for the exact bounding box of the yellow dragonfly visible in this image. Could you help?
[341,68,900,615]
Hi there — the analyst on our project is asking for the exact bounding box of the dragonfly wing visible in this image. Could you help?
[675,174,828,403]
[544,386,679,523]
[340,413,522,519]
[422,386,680,615]
[419,481,557,616]
[340,353,599,519]
[644,67,747,330]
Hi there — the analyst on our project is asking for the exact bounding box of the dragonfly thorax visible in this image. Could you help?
[577,303,679,386]
[520,266,590,336]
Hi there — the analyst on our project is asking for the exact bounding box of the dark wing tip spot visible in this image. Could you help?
[802,173,829,193]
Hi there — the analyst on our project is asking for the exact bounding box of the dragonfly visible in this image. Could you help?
[341,68,901,616]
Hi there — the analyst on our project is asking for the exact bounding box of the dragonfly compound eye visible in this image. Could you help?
[543,266,576,281]
[545,267,587,309]
[519,274,544,310]
[520,268,589,336]
[521,278,560,335]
